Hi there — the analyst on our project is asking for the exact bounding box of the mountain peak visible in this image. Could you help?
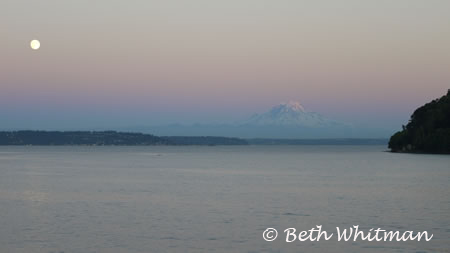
[270,101,306,115]
[279,101,305,112]
[242,101,346,128]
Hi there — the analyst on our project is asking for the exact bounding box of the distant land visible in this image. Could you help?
[0,131,246,146]
[389,89,450,154]
[0,131,387,146]
[118,101,394,139]
[0,131,170,146]
[247,138,387,145]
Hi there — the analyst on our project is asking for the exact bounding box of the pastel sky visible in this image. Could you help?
[1,0,449,130]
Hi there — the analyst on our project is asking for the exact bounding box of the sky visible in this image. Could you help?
[1,0,449,130]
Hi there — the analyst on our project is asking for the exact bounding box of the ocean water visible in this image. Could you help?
[0,146,449,253]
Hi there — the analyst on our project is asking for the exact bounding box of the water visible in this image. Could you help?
[0,146,449,253]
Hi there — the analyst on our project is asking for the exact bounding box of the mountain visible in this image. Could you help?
[117,101,394,139]
[389,90,450,154]
[240,101,348,128]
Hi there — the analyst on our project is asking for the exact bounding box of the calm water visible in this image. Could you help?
[0,146,449,253]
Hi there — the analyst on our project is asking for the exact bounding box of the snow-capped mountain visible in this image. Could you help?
[121,101,393,138]
[241,101,347,128]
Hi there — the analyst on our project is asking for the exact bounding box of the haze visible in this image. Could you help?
[1,0,449,131]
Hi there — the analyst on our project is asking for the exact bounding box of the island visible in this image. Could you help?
[389,90,450,154]
[0,130,390,146]
[0,131,248,146]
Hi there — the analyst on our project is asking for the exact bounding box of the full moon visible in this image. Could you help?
[30,40,40,50]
